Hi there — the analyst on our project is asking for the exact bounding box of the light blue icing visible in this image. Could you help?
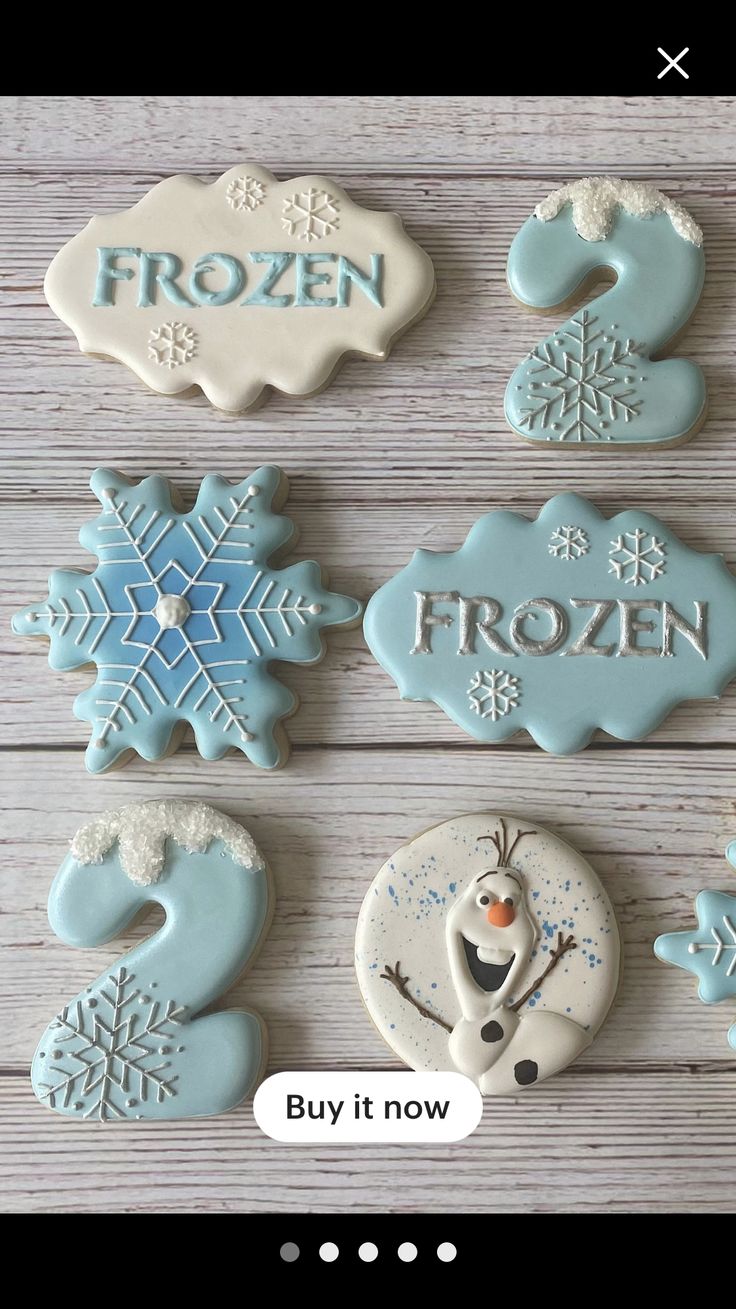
[93,246,141,307]
[363,493,736,755]
[31,816,270,1120]
[12,465,361,772]
[136,250,194,308]
[92,248,384,309]
[505,209,706,446]
[189,253,245,306]
[337,254,383,308]
[294,253,337,307]
[656,844,736,1052]
[242,252,294,306]
[655,888,736,1004]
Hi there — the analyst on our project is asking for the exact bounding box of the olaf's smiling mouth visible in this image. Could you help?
[462,937,515,992]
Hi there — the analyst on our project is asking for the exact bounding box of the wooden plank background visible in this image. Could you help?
[2,94,736,1214]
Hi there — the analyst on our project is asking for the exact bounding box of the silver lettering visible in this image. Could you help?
[509,598,567,656]
[562,599,616,657]
[411,591,458,654]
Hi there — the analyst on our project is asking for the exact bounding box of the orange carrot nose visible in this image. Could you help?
[488,901,515,928]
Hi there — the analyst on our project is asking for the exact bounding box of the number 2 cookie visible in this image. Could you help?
[32,800,272,1120]
[12,465,361,772]
[356,814,620,1093]
[505,177,706,448]
[44,164,436,412]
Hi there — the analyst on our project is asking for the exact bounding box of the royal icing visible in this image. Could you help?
[44,165,436,412]
[363,492,736,754]
[505,177,706,447]
[655,841,736,1053]
[12,466,361,772]
[32,800,271,1121]
[356,814,620,1093]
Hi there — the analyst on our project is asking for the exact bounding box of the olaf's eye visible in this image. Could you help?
[476,893,491,907]
[503,896,514,907]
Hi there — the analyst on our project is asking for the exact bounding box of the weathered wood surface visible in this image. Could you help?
[2,94,736,1214]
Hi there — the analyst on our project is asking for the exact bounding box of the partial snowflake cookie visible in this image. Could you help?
[12,466,361,773]
[32,799,272,1120]
[655,843,736,1053]
[363,492,736,754]
[43,164,435,413]
[505,177,706,448]
[356,813,620,1094]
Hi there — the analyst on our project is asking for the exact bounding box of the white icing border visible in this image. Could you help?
[535,177,703,246]
[70,799,262,885]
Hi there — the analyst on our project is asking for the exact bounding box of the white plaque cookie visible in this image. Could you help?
[44,165,436,412]
[356,814,620,1093]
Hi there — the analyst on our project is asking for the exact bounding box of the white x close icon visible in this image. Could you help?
[657,47,690,79]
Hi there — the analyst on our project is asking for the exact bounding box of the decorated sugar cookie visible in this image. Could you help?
[356,815,620,1093]
[655,841,736,1053]
[32,800,272,1121]
[505,178,706,447]
[363,492,736,754]
[44,164,435,412]
[12,466,361,772]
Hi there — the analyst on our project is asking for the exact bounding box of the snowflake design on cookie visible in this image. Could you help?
[225,175,266,212]
[12,466,361,772]
[281,188,340,242]
[655,877,736,1047]
[467,670,520,722]
[518,311,644,442]
[36,967,185,1121]
[608,529,666,586]
[548,525,589,560]
[148,321,197,369]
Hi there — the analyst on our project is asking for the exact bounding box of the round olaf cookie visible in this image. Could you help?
[44,164,436,413]
[505,177,706,448]
[356,815,620,1093]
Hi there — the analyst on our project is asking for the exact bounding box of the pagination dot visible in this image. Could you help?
[359,1242,378,1262]
[398,1242,417,1262]
[437,1242,457,1262]
[319,1242,340,1263]
[279,1242,300,1263]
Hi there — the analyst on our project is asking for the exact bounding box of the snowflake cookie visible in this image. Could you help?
[32,800,272,1120]
[12,466,361,773]
[43,164,435,413]
[363,492,736,754]
[655,842,736,1053]
[356,814,620,1094]
[505,178,706,448]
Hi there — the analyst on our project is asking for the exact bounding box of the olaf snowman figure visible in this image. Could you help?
[381,820,593,1092]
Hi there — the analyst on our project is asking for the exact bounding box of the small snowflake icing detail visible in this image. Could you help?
[148,321,197,369]
[467,669,521,722]
[12,466,361,772]
[225,175,266,212]
[548,525,589,560]
[281,188,340,241]
[608,528,666,586]
[36,967,185,1121]
[519,311,644,442]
